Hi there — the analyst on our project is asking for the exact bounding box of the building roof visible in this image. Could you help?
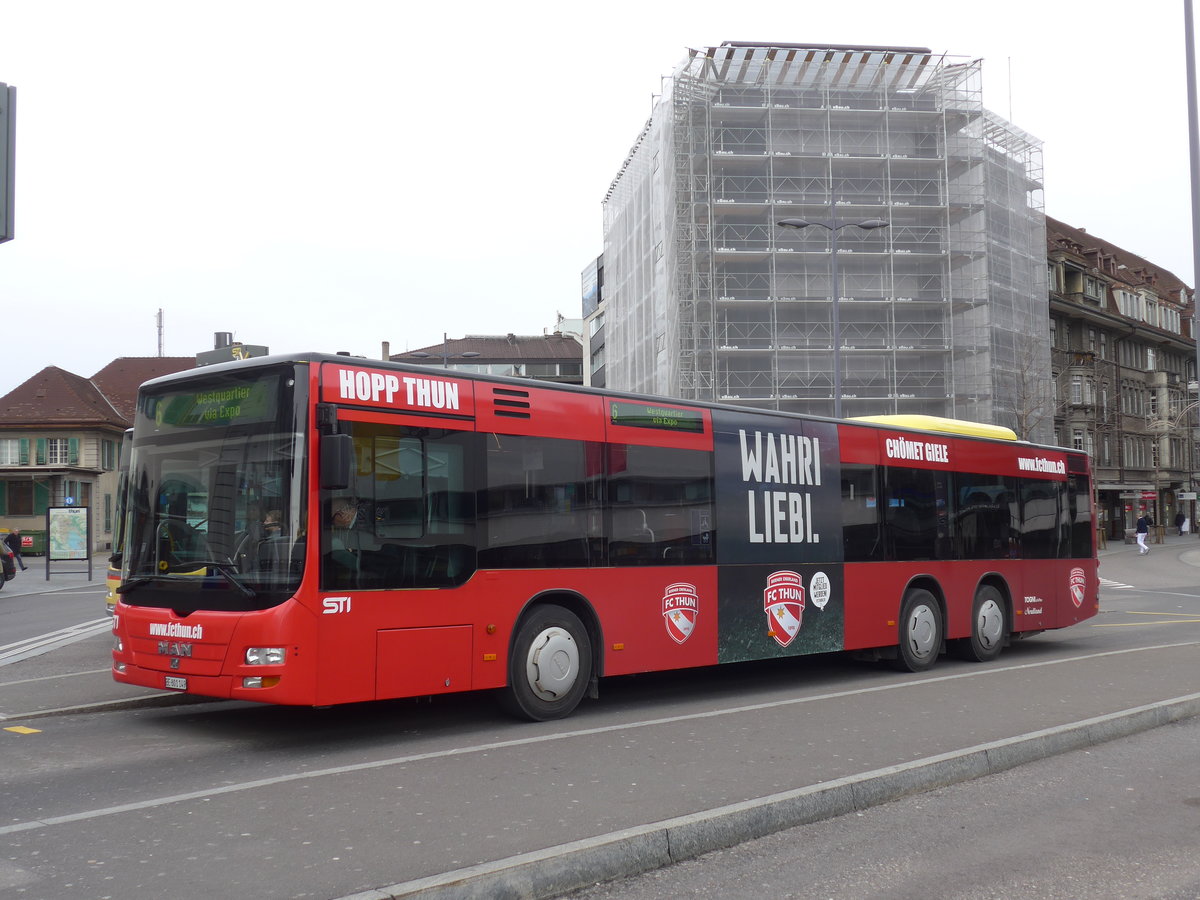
[90,356,195,421]
[0,366,125,428]
[0,356,194,429]
[392,333,583,364]
[1046,216,1193,303]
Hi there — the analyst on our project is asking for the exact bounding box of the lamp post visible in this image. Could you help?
[777,216,889,418]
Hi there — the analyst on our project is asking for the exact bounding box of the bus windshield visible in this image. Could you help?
[119,365,307,613]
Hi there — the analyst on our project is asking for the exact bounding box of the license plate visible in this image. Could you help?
[164,676,187,691]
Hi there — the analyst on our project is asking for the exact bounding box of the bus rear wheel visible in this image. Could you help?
[501,605,592,721]
[894,588,942,672]
[954,585,1007,663]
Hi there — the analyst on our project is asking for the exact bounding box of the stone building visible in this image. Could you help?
[1047,217,1197,538]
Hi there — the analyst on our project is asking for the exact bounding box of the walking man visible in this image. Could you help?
[1135,513,1154,555]
[3,528,27,570]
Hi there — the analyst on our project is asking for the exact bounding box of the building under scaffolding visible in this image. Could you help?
[600,42,1052,441]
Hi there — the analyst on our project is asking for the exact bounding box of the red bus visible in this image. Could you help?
[112,353,1098,720]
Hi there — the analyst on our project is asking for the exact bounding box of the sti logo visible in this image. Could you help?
[764,571,805,647]
[662,582,699,644]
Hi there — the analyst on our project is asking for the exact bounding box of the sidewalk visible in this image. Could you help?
[0,552,109,599]
[1097,529,1200,560]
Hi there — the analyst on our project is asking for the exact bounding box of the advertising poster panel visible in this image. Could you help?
[712,410,844,662]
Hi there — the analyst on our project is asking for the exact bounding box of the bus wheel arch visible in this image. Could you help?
[501,592,599,721]
[952,578,1009,663]
[893,578,945,672]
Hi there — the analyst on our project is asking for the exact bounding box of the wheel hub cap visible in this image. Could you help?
[525,627,579,701]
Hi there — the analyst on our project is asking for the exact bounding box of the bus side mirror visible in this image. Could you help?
[320,434,354,491]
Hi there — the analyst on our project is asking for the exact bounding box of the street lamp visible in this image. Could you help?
[777,216,889,418]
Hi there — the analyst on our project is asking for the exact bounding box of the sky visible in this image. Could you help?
[0,1,1197,397]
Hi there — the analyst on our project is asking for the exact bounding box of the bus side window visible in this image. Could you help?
[607,444,713,566]
[479,434,601,569]
[952,474,1018,560]
[1066,475,1093,558]
[883,465,948,561]
[841,465,879,562]
[1020,479,1061,559]
[320,424,478,590]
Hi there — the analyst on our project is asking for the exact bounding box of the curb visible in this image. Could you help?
[338,693,1200,900]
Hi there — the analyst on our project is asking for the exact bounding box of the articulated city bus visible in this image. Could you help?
[111,353,1098,720]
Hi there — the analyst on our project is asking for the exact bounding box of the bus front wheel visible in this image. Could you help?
[501,605,592,721]
[895,588,942,672]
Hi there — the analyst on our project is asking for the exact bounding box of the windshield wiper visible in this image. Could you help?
[118,561,257,599]
[166,560,258,598]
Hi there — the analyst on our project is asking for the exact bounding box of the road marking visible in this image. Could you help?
[1093,610,1200,627]
[0,668,111,687]
[0,620,111,666]
[1099,578,1134,590]
[0,639,1196,837]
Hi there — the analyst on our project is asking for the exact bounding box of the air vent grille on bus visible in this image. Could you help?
[491,387,531,419]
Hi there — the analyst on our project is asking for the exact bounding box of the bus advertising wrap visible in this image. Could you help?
[712,410,844,662]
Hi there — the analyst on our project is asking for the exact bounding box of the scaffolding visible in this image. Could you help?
[602,43,1051,440]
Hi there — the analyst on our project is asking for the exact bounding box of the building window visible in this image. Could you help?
[47,439,71,465]
[1073,430,1084,451]
[8,482,32,516]
[0,439,19,465]
[1070,376,1082,405]
[102,440,117,471]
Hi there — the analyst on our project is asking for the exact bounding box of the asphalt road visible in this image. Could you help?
[564,714,1200,900]
[0,540,1197,900]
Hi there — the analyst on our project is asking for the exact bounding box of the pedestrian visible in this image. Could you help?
[3,528,27,570]
[1135,513,1153,555]
[1176,512,1186,536]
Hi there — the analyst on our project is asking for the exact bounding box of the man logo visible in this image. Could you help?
[764,571,805,647]
[662,583,699,644]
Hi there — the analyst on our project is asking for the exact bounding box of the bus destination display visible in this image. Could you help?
[610,400,704,433]
[148,378,277,428]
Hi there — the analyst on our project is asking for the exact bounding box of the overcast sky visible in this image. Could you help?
[0,1,1195,398]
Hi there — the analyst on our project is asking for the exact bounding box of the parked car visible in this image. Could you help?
[0,542,15,586]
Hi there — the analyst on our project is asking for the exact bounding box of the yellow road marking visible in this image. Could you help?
[3,726,41,735]
[1123,610,1200,616]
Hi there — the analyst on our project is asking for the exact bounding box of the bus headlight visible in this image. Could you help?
[245,647,286,666]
